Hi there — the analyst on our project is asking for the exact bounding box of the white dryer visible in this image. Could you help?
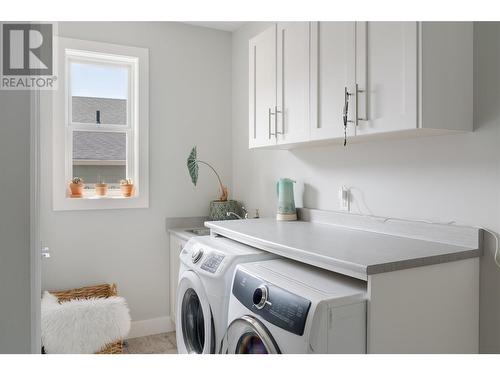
[176,236,278,354]
[220,258,367,354]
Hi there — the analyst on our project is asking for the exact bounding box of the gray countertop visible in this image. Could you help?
[166,216,210,241]
[205,217,481,280]
[168,227,210,242]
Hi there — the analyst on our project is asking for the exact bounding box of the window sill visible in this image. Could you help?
[68,195,134,200]
[69,194,134,200]
[54,193,148,211]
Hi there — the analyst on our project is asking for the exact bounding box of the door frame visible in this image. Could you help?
[30,88,41,354]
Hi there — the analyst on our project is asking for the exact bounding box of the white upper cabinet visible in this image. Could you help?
[310,22,356,141]
[419,22,473,132]
[353,22,473,136]
[276,22,311,145]
[248,22,473,149]
[355,22,418,136]
[249,25,277,148]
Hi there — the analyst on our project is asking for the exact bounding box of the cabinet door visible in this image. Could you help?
[169,236,186,325]
[276,22,311,145]
[355,22,418,135]
[249,25,277,148]
[420,22,473,132]
[310,22,356,141]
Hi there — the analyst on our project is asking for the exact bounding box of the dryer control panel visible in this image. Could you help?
[232,269,311,336]
[200,253,225,273]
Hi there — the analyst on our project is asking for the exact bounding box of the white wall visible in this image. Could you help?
[232,22,500,352]
[41,22,232,327]
[0,91,31,353]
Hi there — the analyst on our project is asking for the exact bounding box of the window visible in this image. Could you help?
[67,51,133,192]
[52,38,149,210]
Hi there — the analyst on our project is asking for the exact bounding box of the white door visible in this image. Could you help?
[355,22,418,135]
[276,22,310,145]
[220,315,281,354]
[310,22,356,141]
[176,271,216,354]
[249,25,277,148]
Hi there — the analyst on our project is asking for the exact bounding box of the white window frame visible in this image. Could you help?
[52,37,149,210]
[66,50,135,192]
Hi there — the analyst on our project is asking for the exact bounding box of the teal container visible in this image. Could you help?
[276,178,297,221]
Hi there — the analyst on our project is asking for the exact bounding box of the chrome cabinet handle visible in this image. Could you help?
[344,84,368,127]
[354,83,367,125]
[343,84,368,146]
[268,107,276,139]
[343,83,368,126]
[343,87,353,146]
[269,106,282,139]
[343,87,352,127]
[275,106,283,135]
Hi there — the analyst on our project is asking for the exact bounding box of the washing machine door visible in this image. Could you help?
[220,315,280,354]
[177,271,216,354]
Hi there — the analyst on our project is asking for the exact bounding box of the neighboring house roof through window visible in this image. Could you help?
[73,131,126,161]
[72,96,127,125]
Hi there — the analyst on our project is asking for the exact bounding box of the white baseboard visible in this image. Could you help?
[128,316,175,339]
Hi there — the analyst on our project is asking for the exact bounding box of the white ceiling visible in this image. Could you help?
[182,22,246,32]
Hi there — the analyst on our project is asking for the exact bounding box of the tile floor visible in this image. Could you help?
[124,332,177,354]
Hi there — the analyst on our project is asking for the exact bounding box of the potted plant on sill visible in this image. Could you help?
[95,178,108,197]
[187,146,239,220]
[69,177,84,198]
[120,178,134,197]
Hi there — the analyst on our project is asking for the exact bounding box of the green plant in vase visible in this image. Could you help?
[187,146,228,201]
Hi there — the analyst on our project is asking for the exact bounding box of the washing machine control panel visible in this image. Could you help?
[200,252,225,274]
[191,248,204,263]
[232,269,311,336]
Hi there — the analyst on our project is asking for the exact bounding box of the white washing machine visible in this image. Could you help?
[176,236,279,354]
[220,258,367,354]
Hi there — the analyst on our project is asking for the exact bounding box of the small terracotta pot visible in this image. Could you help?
[120,184,134,197]
[95,183,108,196]
[69,183,84,198]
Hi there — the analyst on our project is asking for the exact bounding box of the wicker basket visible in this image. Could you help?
[49,283,124,354]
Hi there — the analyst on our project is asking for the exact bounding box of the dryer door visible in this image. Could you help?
[176,271,216,354]
[220,315,280,354]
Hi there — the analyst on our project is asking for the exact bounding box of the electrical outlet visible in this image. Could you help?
[339,186,350,212]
